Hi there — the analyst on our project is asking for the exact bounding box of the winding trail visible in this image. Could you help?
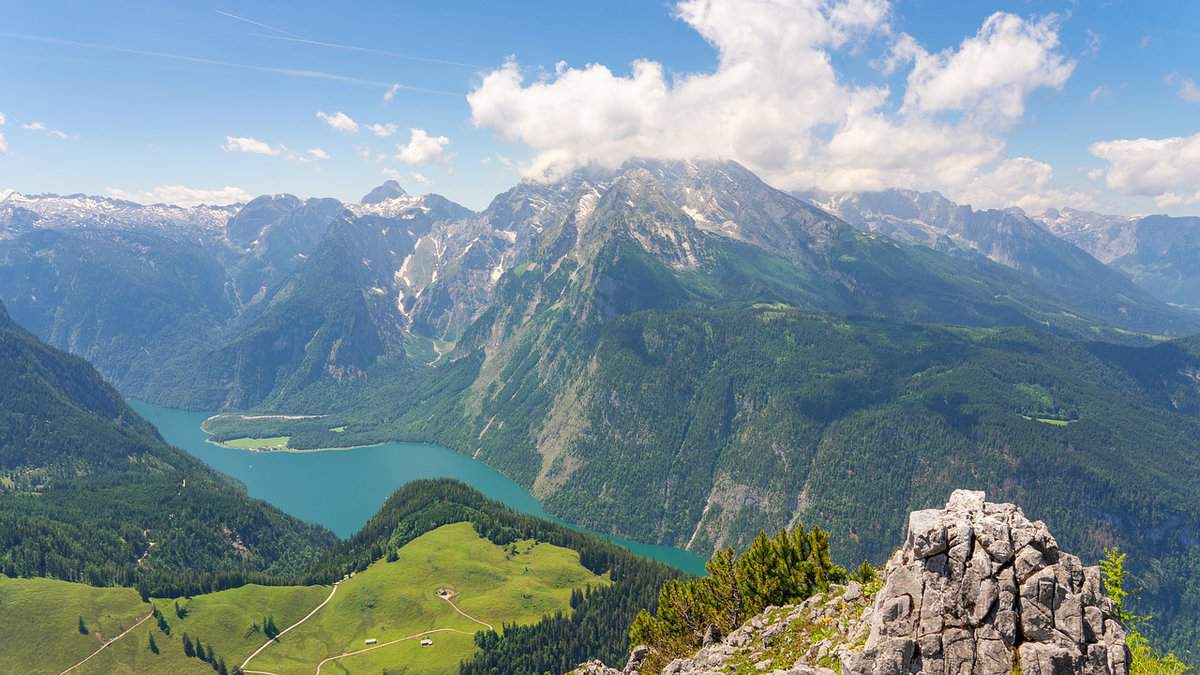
[240,583,340,671]
[439,593,493,631]
[313,627,473,675]
[241,584,494,674]
[58,610,155,675]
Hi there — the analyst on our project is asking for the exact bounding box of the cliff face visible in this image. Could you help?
[579,490,1130,675]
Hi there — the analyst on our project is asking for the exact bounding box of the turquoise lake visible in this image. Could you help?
[131,400,708,576]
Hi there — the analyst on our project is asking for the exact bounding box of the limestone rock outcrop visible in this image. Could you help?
[572,490,1130,675]
[842,489,1130,675]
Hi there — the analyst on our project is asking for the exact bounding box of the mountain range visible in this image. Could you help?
[3,161,1200,654]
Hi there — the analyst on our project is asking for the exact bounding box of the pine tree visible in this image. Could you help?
[218,657,228,675]
[194,637,206,661]
[78,616,88,635]
[182,633,195,657]
[148,633,159,654]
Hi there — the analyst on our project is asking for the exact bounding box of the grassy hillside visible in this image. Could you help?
[251,522,607,674]
[0,576,149,675]
[0,522,609,675]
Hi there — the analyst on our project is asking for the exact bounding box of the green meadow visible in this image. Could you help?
[2,522,606,675]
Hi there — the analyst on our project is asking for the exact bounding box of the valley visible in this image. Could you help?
[132,400,709,573]
[5,161,1200,662]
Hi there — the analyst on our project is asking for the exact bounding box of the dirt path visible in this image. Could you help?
[58,610,154,675]
[240,583,339,671]
[313,627,473,675]
[438,594,493,631]
[242,584,492,674]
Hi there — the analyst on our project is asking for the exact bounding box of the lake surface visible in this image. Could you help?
[131,400,708,576]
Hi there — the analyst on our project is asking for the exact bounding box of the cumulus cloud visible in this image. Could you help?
[316,111,359,133]
[1166,74,1200,103]
[107,185,251,207]
[894,12,1074,126]
[367,123,399,137]
[395,128,449,164]
[222,136,280,155]
[410,172,432,186]
[1090,132,1200,207]
[467,1,1076,210]
[0,133,7,155]
[307,148,331,160]
[0,112,6,126]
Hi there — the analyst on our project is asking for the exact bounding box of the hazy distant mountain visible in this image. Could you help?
[805,188,1189,333]
[1039,207,1200,309]
[0,190,238,238]
[359,179,409,204]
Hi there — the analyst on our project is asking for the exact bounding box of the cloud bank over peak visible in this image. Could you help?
[1090,132,1200,208]
[467,0,1081,211]
[108,184,251,207]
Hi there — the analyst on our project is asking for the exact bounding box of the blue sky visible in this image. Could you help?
[1,1,1198,214]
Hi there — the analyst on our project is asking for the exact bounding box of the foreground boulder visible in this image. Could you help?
[843,489,1129,675]
[575,490,1130,675]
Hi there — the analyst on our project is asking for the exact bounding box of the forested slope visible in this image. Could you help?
[0,301,336,594]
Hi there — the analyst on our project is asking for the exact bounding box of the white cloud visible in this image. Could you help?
[307,148,331,160]
[367,123,399,137]
[954,156,1093,212]
[466,1,1075,211]
[1166,74,1200,103]
[1090,132,1200,207]
[410,172,431,186]
[384,84,400,103]
[395,128,449,164]
[895,12,1074,126]
[316,111,359,133]
[1084,29,1102,57]
[0,113,6,126]
[0,133,7,155]
[381,167,403,180]
[222,136,280,155]
[21,121,46,131]
[107,185,251,207]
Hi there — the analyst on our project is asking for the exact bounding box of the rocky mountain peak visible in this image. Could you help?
[579,490,1130,675]
[360,179,409,204]
[847,489,1129,675]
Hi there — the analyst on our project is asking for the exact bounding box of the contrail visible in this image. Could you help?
[215,9,303,39]
[215,9,484,70]
[260,35,485,70]
[1,32,463,96]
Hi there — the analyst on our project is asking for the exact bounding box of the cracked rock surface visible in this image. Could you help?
[842,489,1130,675]
[574,490,1130,675]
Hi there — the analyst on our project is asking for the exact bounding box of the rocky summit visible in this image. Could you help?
[846,489,1129,675]
[577,490,1130,675]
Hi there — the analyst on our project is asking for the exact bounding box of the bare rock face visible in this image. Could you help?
[841,490,1130,675]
